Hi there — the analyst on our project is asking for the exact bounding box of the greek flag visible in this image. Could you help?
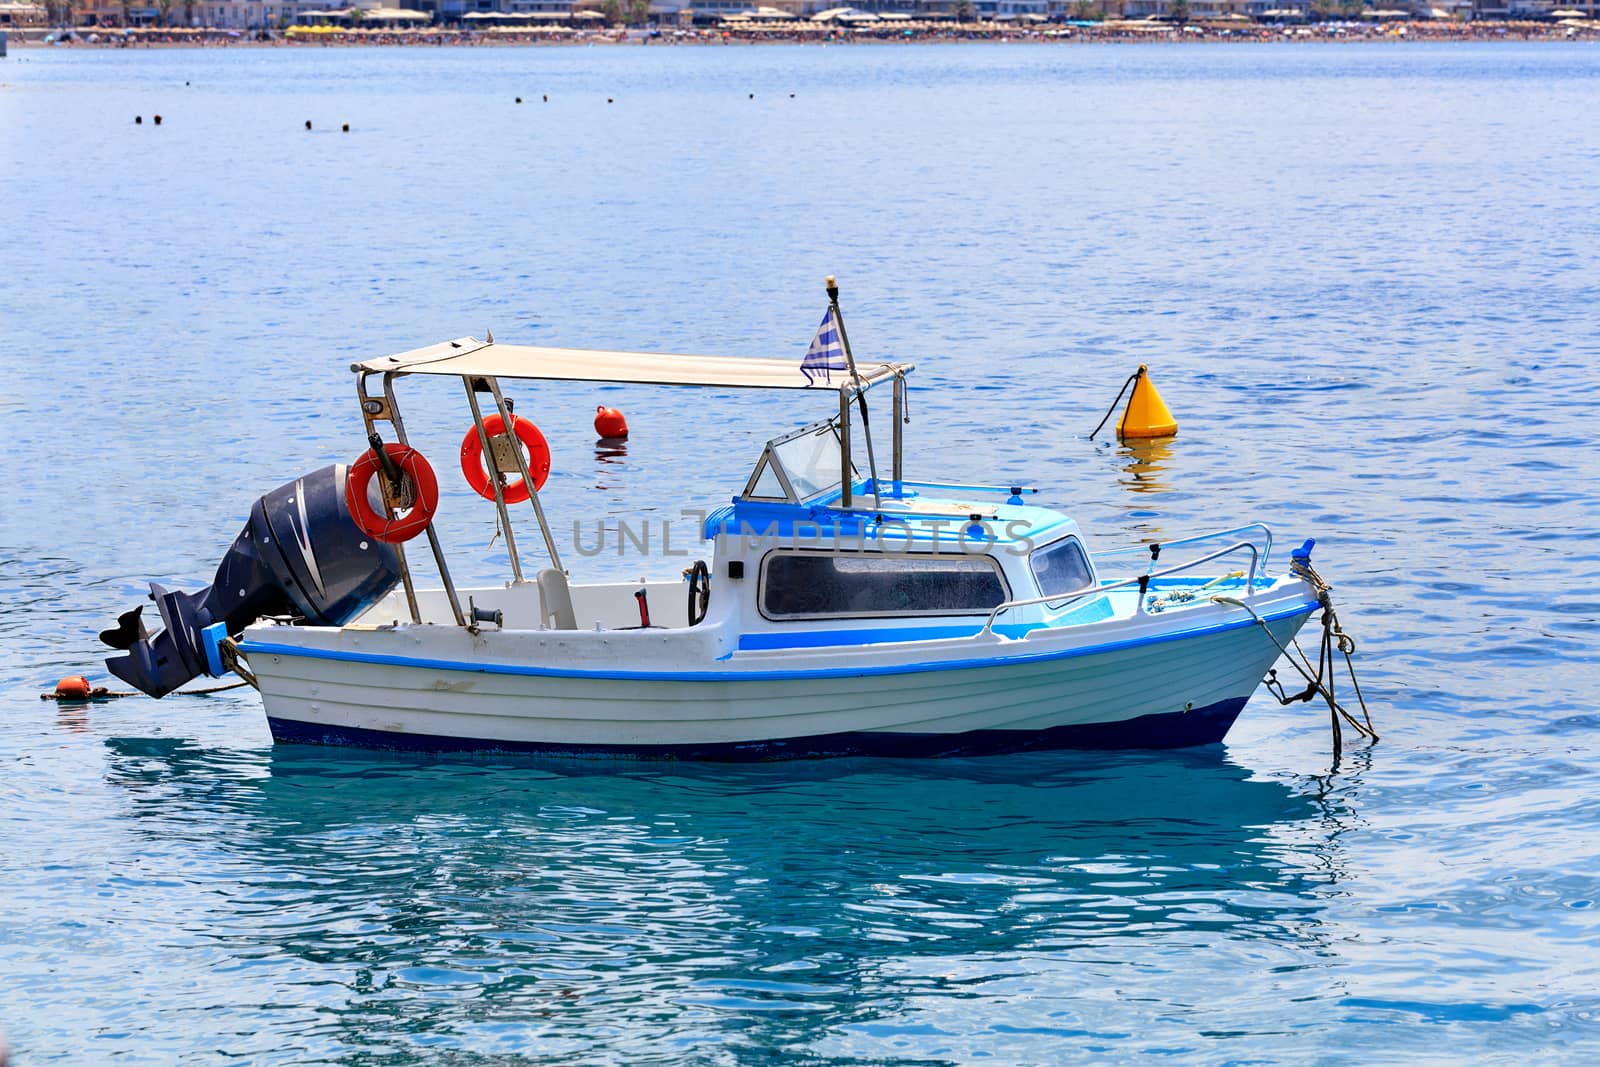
[801,306,849,386]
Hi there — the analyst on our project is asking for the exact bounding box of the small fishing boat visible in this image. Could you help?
[100,283,1332,760]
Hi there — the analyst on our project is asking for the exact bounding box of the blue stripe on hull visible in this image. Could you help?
[266,696,1250,762]
[239,600,1316,684]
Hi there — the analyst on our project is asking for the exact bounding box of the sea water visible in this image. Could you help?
[2,41,1599,1063]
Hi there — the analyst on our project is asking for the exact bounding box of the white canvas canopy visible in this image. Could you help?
[353,336,912,391]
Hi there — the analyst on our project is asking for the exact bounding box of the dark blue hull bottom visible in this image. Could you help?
[267,696,1250,761]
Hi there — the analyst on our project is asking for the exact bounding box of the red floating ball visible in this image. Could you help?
[594,405,629,440]
[56,675,93,700]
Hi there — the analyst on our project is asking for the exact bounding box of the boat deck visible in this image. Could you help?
[352,572,1263,648]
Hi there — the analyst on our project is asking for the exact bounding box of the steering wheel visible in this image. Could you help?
[686,560,711,627]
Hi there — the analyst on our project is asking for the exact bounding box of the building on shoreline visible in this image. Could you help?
[69,0,328,27]
[420,0,577,21]
[1,1,46,26]
[1474,0,1599,15]
[973,0,1050,18]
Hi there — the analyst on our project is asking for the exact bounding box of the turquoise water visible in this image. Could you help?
[4,42,1600,1062]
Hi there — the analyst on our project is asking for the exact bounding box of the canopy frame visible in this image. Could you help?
[351,335,915,624]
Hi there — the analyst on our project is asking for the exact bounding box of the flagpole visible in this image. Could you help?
[827,275,883,518]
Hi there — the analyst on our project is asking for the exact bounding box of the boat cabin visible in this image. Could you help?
[703,417,1103,645]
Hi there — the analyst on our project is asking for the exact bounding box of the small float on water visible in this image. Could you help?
[99,281,1352,760]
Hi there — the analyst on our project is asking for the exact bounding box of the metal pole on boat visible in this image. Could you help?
[838,387,852,509]
[826,275,883,518]
[382,375,468,628]
[891,372,904,491]
[484,376,564,574]
[463,380,525,584]
[355,373,422,624]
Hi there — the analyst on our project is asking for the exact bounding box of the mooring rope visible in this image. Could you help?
[220,636,260,691]
[41,680,250,702]
[1286,555,1376,741]
[1088,368,1143,441]
[1213,575,1377,762]
[40,635,259,702]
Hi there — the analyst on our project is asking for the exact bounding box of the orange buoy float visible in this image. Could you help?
[594,405,629,440]
[344,443,440,544]
[459,412,551,504]
[55,675,93,701]
[1119,365,1178,440]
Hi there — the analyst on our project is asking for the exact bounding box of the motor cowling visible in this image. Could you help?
[102,464,402,698]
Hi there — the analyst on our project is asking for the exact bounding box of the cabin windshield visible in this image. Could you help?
[746,421,858,504]
[772,424,851,501]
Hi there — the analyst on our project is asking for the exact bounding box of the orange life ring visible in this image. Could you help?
[459,413,550,504]
[344,443,439,544]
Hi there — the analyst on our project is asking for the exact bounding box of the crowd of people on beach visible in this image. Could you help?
[21,18,1600,48]
[709,19,1600,43]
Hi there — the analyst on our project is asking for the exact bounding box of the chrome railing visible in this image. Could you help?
[979,539,1264,636]
[1095,523,1274,574]
[892,480,1040,499]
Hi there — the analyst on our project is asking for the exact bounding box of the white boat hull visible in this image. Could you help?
[241,588,1316,760]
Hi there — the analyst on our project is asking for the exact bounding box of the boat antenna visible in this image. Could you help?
[826,275,883,519]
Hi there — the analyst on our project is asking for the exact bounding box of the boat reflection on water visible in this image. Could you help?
[97,737,1363,1057]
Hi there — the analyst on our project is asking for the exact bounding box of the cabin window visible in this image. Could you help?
[1030,537,1093,598]
[760,552,1008,620]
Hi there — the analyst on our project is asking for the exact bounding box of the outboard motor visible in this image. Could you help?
[101,464,402,698]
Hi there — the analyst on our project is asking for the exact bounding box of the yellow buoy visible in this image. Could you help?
[1118,365,1178,440]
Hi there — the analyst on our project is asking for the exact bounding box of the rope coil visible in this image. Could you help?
[1146,570,1243,614]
